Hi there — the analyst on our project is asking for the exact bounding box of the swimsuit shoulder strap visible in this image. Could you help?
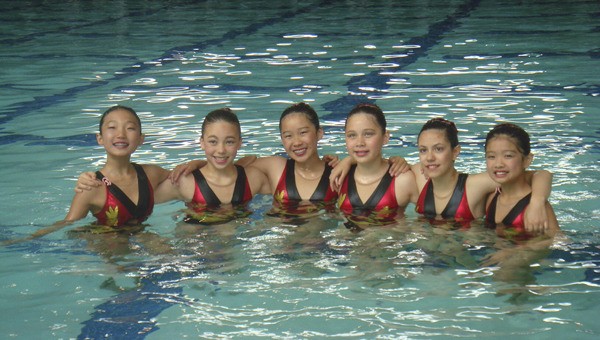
[231,165,249,205]
[284,159,301,201]
[441,173,468,218]
[502,192,532,226]
[485,191,500,227]
[309,163,332,201]
[422,179,436,218]
[132,163,152,219]
[192,169,221,206]
[346,165,363,207]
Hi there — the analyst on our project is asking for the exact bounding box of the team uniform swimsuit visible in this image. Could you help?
[415,173,475,225]
[184,165,253,224]
[486,191,532,241]
[270,159,337,218]
[274,159,337,204]
[338,165,400,230]
[93,163,154,227]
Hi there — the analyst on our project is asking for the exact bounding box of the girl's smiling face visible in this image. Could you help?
[97,108,144,157]
[279,112,323,163]
[485,135,532,185]
[344,112,389,164]
[200,120,242,170]
[418,128,459,179]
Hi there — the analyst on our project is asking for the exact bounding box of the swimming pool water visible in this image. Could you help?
[1,0,600,338]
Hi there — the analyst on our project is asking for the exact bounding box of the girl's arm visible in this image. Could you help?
[10,190,96,244]
[387,156,411,176]
[169,160,206,184]
[74,171,102,192]
[154,174,189,204]
[64,189,97,222]
[524,170,553,233]
[330,156,411,193]
[322,154,340,168]
[329,156,354,192]
[395,170,420,206]
[247,167,272,195]
[169,155,278,184]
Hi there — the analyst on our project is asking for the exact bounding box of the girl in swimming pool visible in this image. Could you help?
[336,103,419,226]
[480,123,560,285]
[5,105,172,243]
[152,108,270,224]
[483,123,558,235]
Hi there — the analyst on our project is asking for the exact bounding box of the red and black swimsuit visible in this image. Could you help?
[486,191,532,240]
[188,165,252,207]
[337,165,400,231]
[338,165,397,214]
[184,165,253,224]
[93,163,154,227]
[274,159,337,203]
[269,159,337,218]
[415,173,474,222]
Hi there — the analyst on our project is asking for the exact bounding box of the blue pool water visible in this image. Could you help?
[1,0,600,338]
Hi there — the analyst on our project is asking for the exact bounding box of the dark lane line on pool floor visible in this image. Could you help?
[0,1,334,133]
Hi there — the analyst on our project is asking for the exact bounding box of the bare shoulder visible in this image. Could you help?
[254,155,287,167]
[467,172,496,192]
[141,163,168,175]
[140,164,170,186]
[245,166,268,180]
[410,164,427,188]
[245,165,270,194]
[396,169,417,184]
[249,155,287,179]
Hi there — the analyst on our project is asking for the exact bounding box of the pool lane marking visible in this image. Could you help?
[320,0,483,122]
[0,0,333,130]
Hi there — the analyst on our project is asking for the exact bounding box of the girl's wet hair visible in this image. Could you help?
[485,123,531,155]
[201,108,241,137]
[99,105,141,134]
[418,118,459,148]
[279,102,320,131]
[345,103,386,132]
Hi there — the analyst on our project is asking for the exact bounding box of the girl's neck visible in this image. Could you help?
[354,158,388,184]
[499,176,530,198]
[295,153,323,169]
[102,156,134,176]
[295,155,324,178]
[201,163,238,184]
[431,168,458,192]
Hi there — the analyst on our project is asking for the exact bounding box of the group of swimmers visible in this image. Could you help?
[7,101,560,246]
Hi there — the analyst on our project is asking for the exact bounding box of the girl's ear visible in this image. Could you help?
[139,133,145,146]
[317,128,324,141]
[96,133,103,146]
[199,136,205,150]
[452,145,461,161]
[524,153,533,169]
[383,130,390,144]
